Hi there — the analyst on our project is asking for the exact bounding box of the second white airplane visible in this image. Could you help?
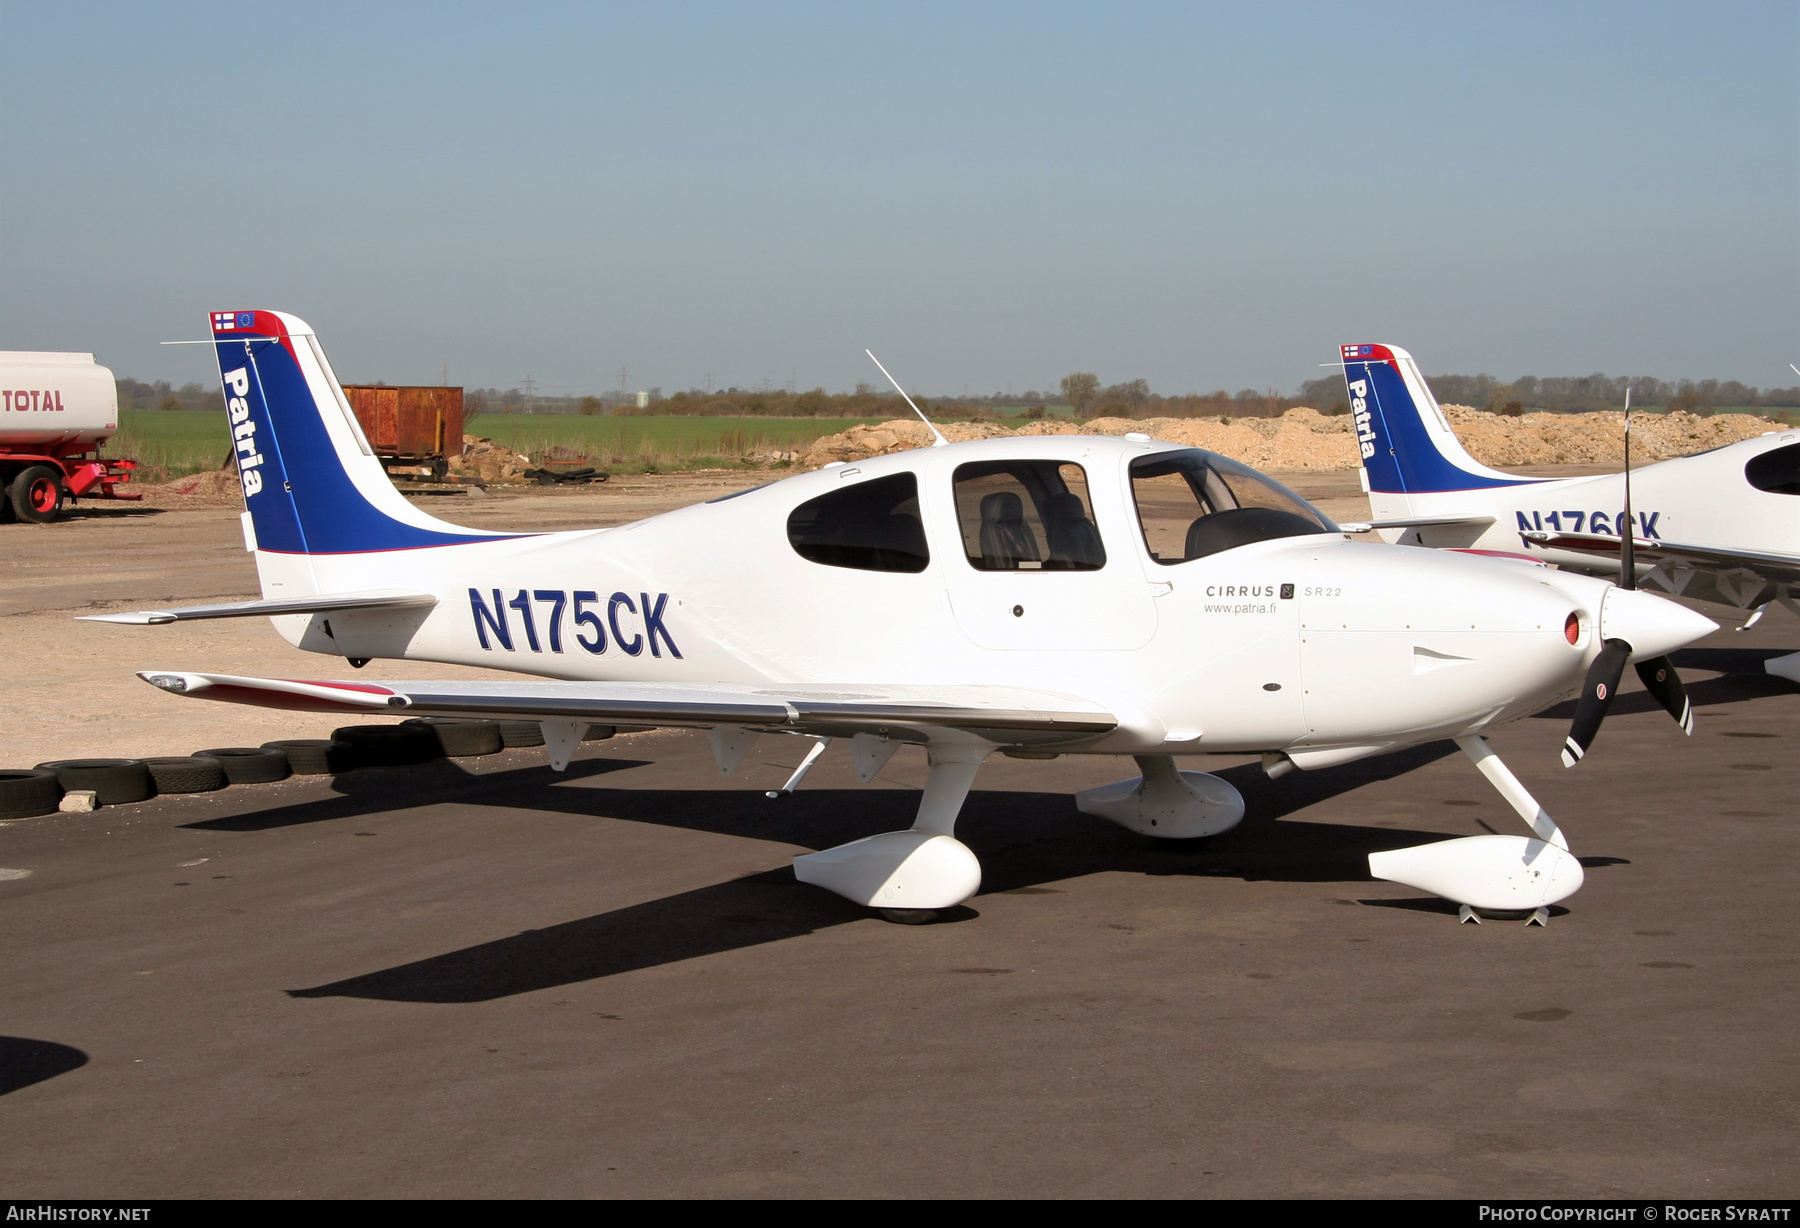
[1336,342,1799,686]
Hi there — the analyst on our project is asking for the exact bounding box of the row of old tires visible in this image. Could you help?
[0,718,614,819]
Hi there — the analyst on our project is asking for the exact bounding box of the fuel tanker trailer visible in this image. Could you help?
[0,352,137,522]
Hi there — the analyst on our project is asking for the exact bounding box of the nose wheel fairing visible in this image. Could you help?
[1370,834,1584,914]
[1368,735,1585,916]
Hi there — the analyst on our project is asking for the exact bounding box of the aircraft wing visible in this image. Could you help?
[135,671,1118,746]
[1337,515,1496,534]
[1520,532,1800,586]
[83,590,438,625]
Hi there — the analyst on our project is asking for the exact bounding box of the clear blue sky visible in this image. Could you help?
[2,2,1795,397]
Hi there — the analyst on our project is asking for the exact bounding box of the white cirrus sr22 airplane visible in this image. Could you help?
[92,312,1718,924]
[1335,342,1800,685]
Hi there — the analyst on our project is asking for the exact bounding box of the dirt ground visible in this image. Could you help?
[0,464,1654,770]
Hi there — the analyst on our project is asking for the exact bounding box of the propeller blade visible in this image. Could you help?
[1635,655,1695,735]
[1563,638,1631,767]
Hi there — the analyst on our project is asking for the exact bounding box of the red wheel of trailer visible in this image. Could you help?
[10,465,63,523]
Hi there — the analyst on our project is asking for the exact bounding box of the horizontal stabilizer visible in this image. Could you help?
[83,590,438,625]
[135,672,1118,743]
[1339,515,1497,534]
[1521,532,1800,585]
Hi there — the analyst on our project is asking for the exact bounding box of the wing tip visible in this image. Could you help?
[81,612,175,625]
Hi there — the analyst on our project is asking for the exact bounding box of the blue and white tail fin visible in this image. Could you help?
[1339,344,1539,495]
[210,311,520,579]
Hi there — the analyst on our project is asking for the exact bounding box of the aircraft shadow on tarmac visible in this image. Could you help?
[179,755,655,833]
[0,1037,89,1097]
[222,651,1800,1006]
[285,743,1500,1004]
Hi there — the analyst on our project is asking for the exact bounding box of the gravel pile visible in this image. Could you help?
[131,468,247,507]
[448,435,535,484]
[802,407,1783,472]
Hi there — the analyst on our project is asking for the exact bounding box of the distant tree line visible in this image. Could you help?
[115,368,1800,423]
[116,377,219,413]
[1297,372,1800,416]
[463,384,1068,420]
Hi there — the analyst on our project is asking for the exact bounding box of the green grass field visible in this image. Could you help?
[109,410,900,479]
[111,410,236,479]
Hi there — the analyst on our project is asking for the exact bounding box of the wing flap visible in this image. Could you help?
[1338,515,1497,533]
[85,590,438,625]
[136,673,1118,742]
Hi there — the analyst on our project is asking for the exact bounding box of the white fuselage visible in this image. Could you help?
[260,435,1617,760]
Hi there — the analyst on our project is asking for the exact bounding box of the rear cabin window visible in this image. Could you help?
[786,472,929,573]
[952,460,1105,571]
[1746,442,1800,496]
[1130,449,1335,565]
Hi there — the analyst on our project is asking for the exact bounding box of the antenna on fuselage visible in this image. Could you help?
[1620,382,1636,591]
[865,349,948,447]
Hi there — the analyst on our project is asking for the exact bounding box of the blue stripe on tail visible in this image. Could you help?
[212,311,521,554]
[1341,344,1536,494]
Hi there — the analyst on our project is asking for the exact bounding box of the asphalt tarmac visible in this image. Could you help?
[1,624,1795,1198]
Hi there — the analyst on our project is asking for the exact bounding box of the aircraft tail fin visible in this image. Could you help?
[209,311,520,577]
[1338,344,1538,495]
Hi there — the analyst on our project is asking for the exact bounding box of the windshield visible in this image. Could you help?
[1129,449,1337,565]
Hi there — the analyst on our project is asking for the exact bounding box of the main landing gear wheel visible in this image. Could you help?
[10,465,63,523]
[792,747,989,915]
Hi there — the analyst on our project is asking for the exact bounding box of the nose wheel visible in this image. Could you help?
[1458,904,1550,926]
[1368,735,1585,919]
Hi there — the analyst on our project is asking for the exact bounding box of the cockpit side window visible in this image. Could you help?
[1129,449,1335,565]
[786,472,929,573]
[952,460,1105,571]
[1746,442,1800,496]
